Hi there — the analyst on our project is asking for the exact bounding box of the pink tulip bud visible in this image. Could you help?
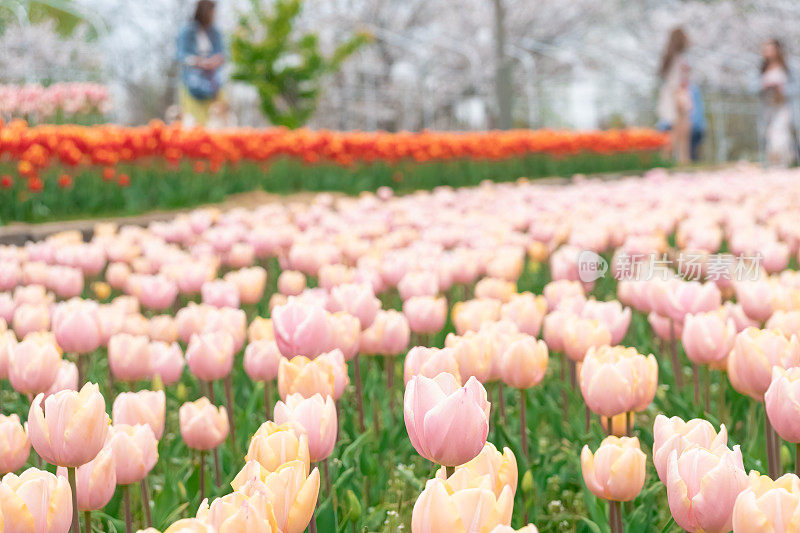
[327,312,360,361]
[9,335,61,395]
[435,442,518,497]
[735,280,776,323]
[277,270,306,296]
[403,296,447,335]
[580,299,632,345]
[452,298,502,336]
[201,279,240,309]
[563,317,612,363]
[53,299,102,354]
[682,311,737,368]
[648,312,683,341]
[728,328,800,401]
[149,314,178,343]
[48,266,84,298]
[272,300,332,359]
[446,332,492,383]
[175,302,211,344]
[412,476,513,531]
[765,367,800,443]
[0,330,17,380]
[500,336,548,389]
[665,444,747,533]
[652,414,728,483]
[274,393,337,462]
[0,414,30,474]
[404,373,490,466]
[404,346,461,385]
[475,277,517,303]
[44,360,78,397]
[186,330,235,381]
[581,436,646,502]
[0,468,72,532]
[137,274,178,311]
[106,262,131,290]
[56,448,116,510]
[113,390,166,440]
[109,333,151,382]
[579,345,658,417]
[223,266,267,305]
[500,293,547,337]
[106,423,158,485]
[766,310,800,338]
[12,303,50,339]
[398,271,439,301]
[28,382,109,467]
[543,280,584,311]
[179,397,229,451]
[148,341,185,385]
[244,340,282,382]
[732,472,800,532]
[203,306,247,352]
[328,283,381,330]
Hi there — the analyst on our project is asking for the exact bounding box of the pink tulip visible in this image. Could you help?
[148,341,185,385]
[14,284,51,307]
[0,261,21,291]
[106,423,158,485]
[28,382,109,467]
[728,328,800,401]
[403,296,447,335]
[48,266,84,298]
[328,283,381,330]
[179,397,229,451]
[327,312,361,360]
[655,280,721,323]
[0,329,17,380]
[108,333,151,382]
[201,279,240,309]
[766,310,800,338]
[186,330,235,381]
[732,472,800,532]
[223,266,267,305]
[665,443,748,533]
[277,270,306,296]
[563,317,612,363]
[765,367,800,443]
[244,339,282,382]
[318,263,355,290]
[44,360,78,397]
[580,299,631,345]
[106,262,131,290]
[542,310,572,353]
[474,277,517,303]
[272,300,332,359]
[404,346,461,385]
[56,448,116,510]
[9,335,61,395]
[500,336,548,389]
[202,306,247,351]
[404,373,490,466]
[500,293,547,337]
[274,393,337,462]
[580,345,658,417]
[0,292,14,323]
[53,300,102,354]
[149,314,178,343]
[681,311,736,368]
[652,414,728,482]
[735,280,776,323]
[398,271,439,301]
[137,274,178,311]
[581,436,646,502]
[12,303,50,339]
[175,302,211,344]
[543,280,584,311]
[0,467,73,533]
[452,298,502,336]
[446,332,492,383]
[0,414,30,474]
[112,390,166,440]
[648,312,683,341]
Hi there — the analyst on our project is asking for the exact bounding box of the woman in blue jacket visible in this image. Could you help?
[176,0,226,126]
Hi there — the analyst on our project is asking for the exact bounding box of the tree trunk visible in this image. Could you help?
[491,0,513,129]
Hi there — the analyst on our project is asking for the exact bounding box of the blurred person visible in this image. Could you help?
[657,28,691,165]
[760,38,796,167]
[688,82,706,162]
[176,0,226,127]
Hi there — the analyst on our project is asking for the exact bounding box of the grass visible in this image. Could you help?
[0,151,668,224]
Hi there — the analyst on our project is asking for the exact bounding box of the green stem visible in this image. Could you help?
[68,467,81,533]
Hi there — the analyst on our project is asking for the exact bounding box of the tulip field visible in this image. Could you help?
[2,164,800,532]
[0,122,667,223]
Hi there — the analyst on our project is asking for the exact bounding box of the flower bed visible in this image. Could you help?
[0,122,667,223]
